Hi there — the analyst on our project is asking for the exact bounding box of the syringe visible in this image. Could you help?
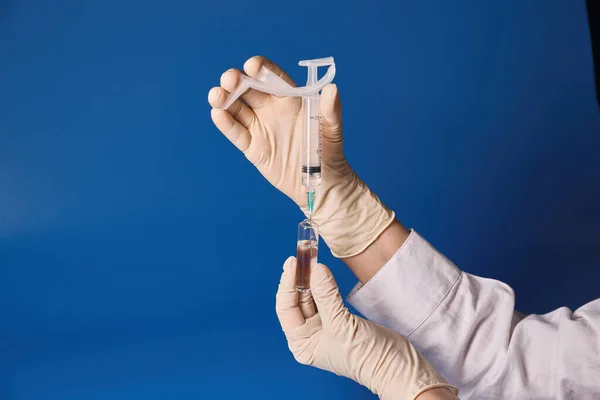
[299,59,330,218]
[218,57,336,217]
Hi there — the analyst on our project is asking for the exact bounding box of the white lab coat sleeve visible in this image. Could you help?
[347,230,600,399]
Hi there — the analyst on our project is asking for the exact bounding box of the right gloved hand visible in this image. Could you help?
[276,257,459,400]
[208,56,395,258]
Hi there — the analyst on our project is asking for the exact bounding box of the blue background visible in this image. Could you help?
[1,0,599,398]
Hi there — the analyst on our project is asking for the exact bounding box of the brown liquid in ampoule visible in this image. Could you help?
[296,240,318,292]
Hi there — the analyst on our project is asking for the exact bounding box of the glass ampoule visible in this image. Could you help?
[296,219,319,292]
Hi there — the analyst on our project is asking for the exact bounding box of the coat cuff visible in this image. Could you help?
[347,230,461,337]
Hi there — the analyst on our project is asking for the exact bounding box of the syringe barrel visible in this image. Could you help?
[301,95,322,188]
[296,219,319,292]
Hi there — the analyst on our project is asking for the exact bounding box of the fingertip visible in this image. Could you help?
[310,263,333,290]
[220,68,242,91]
[322,83,338,98]
[283,256,297,271]
[311,262,328,276]
[279,256,298,289]
[320,85,341,122]
[244,55,264,76]
[208,87,225,107]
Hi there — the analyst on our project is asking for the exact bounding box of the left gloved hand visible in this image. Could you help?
[275,257,458,400]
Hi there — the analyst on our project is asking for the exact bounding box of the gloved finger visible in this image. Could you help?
[220,67,270,111]
[210,108,251,153]
[284,314,322,358]
[276,257,306,331]
[244,56,297,88]
[320,84,344,145]
[208,86,256,130]
[244,56,298,109]
[309,263,348,328]
[298,291,316,320]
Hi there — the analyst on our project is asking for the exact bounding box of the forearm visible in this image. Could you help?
[343,218,410,284]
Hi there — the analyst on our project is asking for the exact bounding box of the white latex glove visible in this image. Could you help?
[275,257,459,400]
[208,56,394,257]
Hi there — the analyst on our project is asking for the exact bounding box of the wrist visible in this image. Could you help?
[344,219,409,284]
[373,335,458,400]
[306,174,395,258]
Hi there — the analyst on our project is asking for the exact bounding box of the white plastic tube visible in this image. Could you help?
[219,57,336,111]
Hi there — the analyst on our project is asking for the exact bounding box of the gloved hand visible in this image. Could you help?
[208,56,394,258]
[275,257,458,400]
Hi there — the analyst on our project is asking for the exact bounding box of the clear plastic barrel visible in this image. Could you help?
[301,95,322,188]
[296,219,319,292]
